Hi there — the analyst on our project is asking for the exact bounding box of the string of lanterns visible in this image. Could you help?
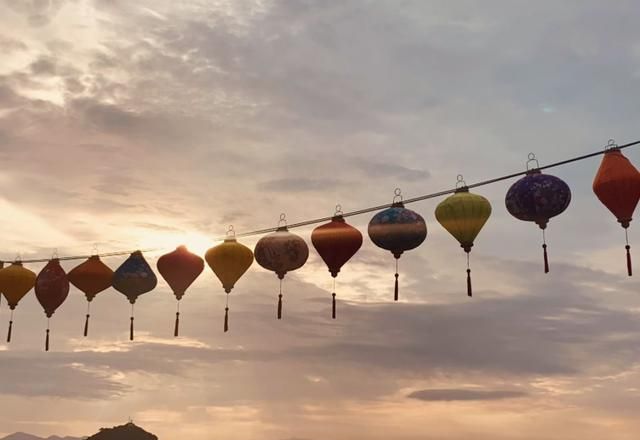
[0,140,639,351]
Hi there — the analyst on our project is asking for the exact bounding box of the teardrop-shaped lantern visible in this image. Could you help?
[157,245,204,337]
[505,153,571,273]
[68,255,114,337]
[311,205,363,318]
[205,226,254,332]
[435,176,492,297]
[368,189,427,301]
[593,140,640,276]
[254,214,309,320]
[113,251,157,340]
[35,258,70,351]
[0,261,36,343]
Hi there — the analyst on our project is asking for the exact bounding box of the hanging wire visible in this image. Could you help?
[2,139,640,263]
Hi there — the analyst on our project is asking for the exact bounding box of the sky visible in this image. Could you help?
[1,0,640,438]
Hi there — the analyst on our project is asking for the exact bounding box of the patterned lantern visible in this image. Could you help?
[505,153,571,273]
[593,140,640,275]
[255,214,309,319]
[368,189,427,301]
[35,258,70,351]
[205,226,254,332]
[113,251,157,340]
[157,245,204,337]
[311,205,363,318]
[0,261,36,343]
[435,176,492,297]
[68,255,114,337]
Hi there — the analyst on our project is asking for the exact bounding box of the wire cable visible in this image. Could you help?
[3,139,639,263]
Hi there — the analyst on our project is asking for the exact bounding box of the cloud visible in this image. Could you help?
[407,388,527,402]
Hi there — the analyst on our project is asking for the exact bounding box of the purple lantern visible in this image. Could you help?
[505,154,571,273]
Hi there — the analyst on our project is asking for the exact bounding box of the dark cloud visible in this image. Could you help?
[262,178,346,192]
[408,388,527,402]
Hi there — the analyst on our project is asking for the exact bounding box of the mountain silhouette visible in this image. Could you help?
[87,423,157,440]
[1,422,156,440]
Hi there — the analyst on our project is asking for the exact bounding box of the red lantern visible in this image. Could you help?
[593,140,640,275]
[311,205,362,319]
[68,255,114,337]
[157,245,204,337]
[35,258,70,351]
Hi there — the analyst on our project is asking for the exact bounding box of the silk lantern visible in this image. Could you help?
[368,189,427,301]
[505,154,571,273]
[593,140,640,275]
[255,214,309,319]
[157,245,204,337]
[113,251,157,340]
[311,205,363,318]
[35,258,70,351]
[68,255,114,337]
[0,261,36,343]
[205,226,254,332]
[435,176,492,297]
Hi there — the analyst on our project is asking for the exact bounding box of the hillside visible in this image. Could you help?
[87,423,156,440]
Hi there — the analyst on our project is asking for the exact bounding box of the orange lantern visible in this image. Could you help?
[0,261,36,343]
[157,245,204,337]
[68,255,114,337]
[593,140,640,275]
[35,258,70,351]
[311,205,362,318]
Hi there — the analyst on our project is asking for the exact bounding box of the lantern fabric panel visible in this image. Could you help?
[113,251,157,304]
[157,245,204,300]
[0,262,36,309]
[593,148,640,228]
[368,203,427,258]
[68,255,113,301]
[311,215,363,277]
[435,190,492,251]
[255,228,309,279]
[205,239,254,293]
[505,171,571,229]
[35,259,70,318]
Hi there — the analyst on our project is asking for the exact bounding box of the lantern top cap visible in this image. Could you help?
[455,174,469,192]
[605,138,620,151]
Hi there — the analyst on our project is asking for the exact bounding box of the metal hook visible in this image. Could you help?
[52,248,59,260]
[393,188,403,203]
[92,243,99,256]
[526,153,540,171]
[226,225,236,237]
[605,139,618,150]
[456,174,467,188]
[278,213,287,227]
[334,204,343,216]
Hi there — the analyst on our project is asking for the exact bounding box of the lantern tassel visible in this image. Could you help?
[174,301,180,337]
[277,279,283,320]
[626,229,632,276]
[6,310,13,343]
[542,229,549,273]
[224,293,230,332]
[83,302,91,337]
[466,252,472,297]
[394,258,399,301]
[45,319,50,352]
[332,293,336,319]
[130,304,135,341]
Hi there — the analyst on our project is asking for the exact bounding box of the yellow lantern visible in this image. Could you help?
[435,176,492,297]
[0,261,37,342]
[205,226,254,332]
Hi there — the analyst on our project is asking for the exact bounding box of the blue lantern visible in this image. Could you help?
[505,154,571,273]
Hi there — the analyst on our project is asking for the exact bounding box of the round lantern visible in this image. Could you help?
[311,205,363,318]
[593,140,640,276]
[113,251,157,340]
[368,189,427,301]
[205,226,254,332]
[68,255,114,337]
[505,154,571,273]
[254,214,309,320]
[0,261,36,343]
[157,245,204,337]
[35,258,70,351]
[435,176,492,297]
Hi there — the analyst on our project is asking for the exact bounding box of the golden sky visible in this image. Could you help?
[1,1,640,439]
